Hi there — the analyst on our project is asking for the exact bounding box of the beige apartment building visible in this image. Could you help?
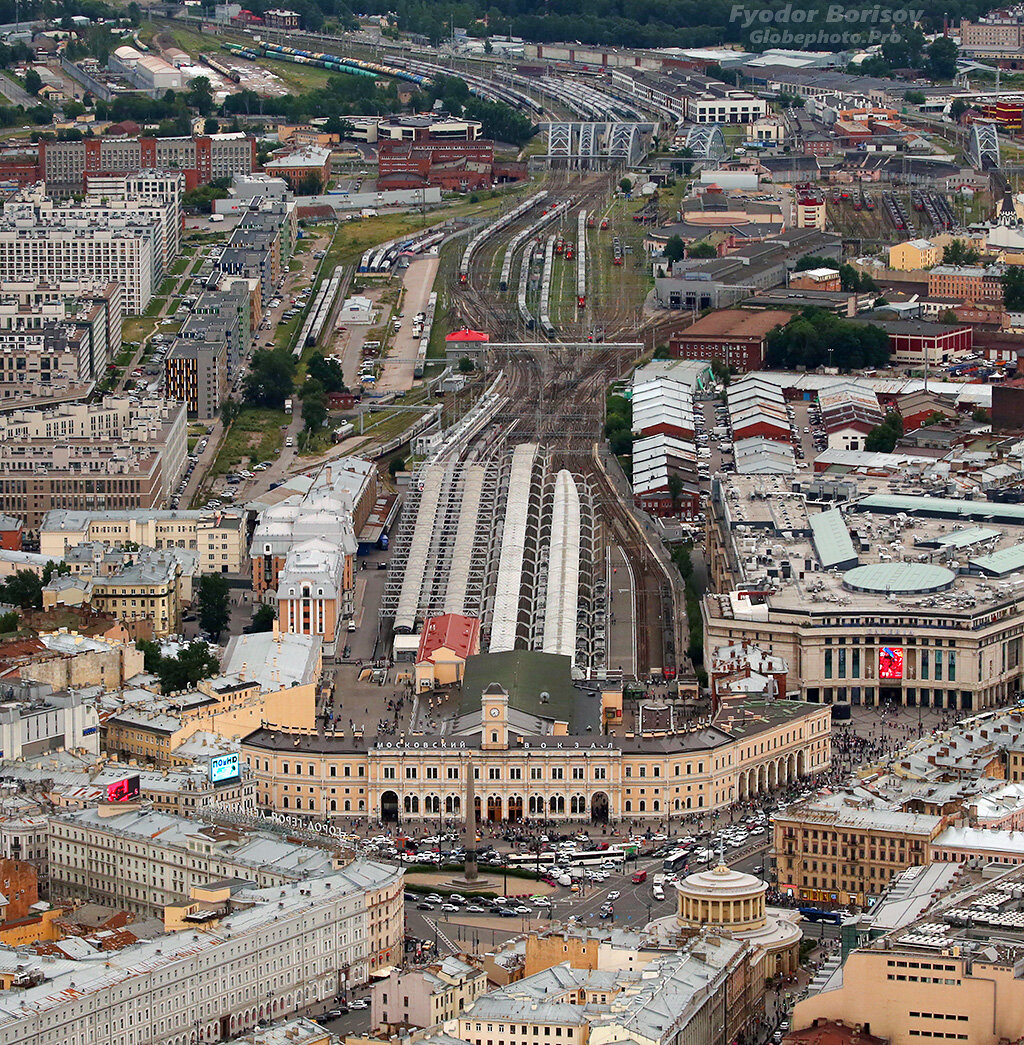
[0,398,186,531]
[792,865,1024,1045]
[773,803,946,907]
[40,508,248,575]
[241,686,832,823]
[372,956,488,1031]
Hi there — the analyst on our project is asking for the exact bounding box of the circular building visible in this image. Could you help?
[675,863,802,976]
[842,562,955,596]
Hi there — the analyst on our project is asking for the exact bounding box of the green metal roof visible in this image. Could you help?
[853,494,1024,525]
[934,527,1001,549]
[843,562,956,594]
[460,650,578,727]
[969,545,1024,577]
[809,508,859,570]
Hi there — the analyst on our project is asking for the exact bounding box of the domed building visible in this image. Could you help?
[673,863,802,977]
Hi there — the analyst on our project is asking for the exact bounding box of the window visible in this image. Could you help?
[824,650,833,679]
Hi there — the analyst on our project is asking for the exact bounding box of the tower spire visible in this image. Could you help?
[463,757,478,882]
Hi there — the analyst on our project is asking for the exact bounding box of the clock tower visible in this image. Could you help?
[481,684,509,750]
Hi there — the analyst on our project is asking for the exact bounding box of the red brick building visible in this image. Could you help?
[669,308,792,372]
[0,859,38,922]
[0,514,22,551]
[377,140,526,191]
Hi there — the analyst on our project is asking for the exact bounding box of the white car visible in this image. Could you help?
[350,1000,369,1010]
[532,897,552,907]
[607,890,620,901]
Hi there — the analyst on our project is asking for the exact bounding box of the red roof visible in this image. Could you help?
[445,328,489,343]
[416,614,481,663]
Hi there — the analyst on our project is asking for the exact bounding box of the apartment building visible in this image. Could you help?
[39,132,257,194]
[2,280,122,359]
[0,397,187,530]
[372,955,488,1031]
[165,337,228,419]
[277,538,348,654]
[792,863,1024,1045]
[927,264,1005,304]
[40,507,247,575]
[0,222,159,315]
[450,941,751,1045]
[82,552,184,638]
[0,869,402,1045]
[773,801,945,907]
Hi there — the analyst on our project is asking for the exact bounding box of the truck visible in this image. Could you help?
[209,213,225,223]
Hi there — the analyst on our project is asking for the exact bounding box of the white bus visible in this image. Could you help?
[567,848,626,867]
[504,851,557,868]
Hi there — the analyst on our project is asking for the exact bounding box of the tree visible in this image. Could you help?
[41,560,70,585]
[667,473,685,513]
[158,641,221,694]
[186,76,215,117]
[619,177,633,194]
[295,172,324,196]
[942,239,980,266]
[1002,267,1024,311]
[388,456,406,477]
[938,308,959,324]
[663,235,685,264]
[904,90,926,105]
[458,356,475,373]
[323,116,354,138]
[687,241,717,259]
[220,397,242,428]
[0,570,42,610]
[244,348,296,409]
[301,384,328,432]
[710,357,731,387]
[0,610,17,633]
[864,411,905,453]
[949,98,968,122]
[251,604,276,632]
[136,639,162,675]
[927,36,959,80]
[196,573,231,641]
[307,353,347,394]
[23,69,42,95]
[203,116,220,134]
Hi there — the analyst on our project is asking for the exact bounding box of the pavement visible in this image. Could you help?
[375,255,440,394]
[0,72,35,107]
[607,545,636,678]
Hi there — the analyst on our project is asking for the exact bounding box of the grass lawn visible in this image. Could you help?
[144,296,167,317]
[212,408,287,475]
[250,53,333,91]
[168,256,191,276]
[274,315,302,352]
[158,276,178,296]
[122,315,161,344]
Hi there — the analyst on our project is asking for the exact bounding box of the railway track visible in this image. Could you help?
[445,172,677,678]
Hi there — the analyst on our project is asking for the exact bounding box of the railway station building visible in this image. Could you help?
[240,666,831,825]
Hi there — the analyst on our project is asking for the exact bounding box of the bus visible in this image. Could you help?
[568,848,626,867]
[505,852,557,868]
[663,849,690,874]
[799,907,843,925]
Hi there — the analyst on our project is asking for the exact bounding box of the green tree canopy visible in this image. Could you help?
[244,348,297,409]
[197,573,231,641]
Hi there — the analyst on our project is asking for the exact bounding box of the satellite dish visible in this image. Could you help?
[540,691,550,703]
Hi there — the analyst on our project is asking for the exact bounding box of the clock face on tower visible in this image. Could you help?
[489,706,500,717]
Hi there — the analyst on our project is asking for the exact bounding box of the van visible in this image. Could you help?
[347,621,357,633]
[652,885,665,901]
[631,870,647,884]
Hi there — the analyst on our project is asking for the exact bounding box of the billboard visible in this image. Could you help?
[879,646,904,680]
[210,753,241,785]
[107,775,141,803]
